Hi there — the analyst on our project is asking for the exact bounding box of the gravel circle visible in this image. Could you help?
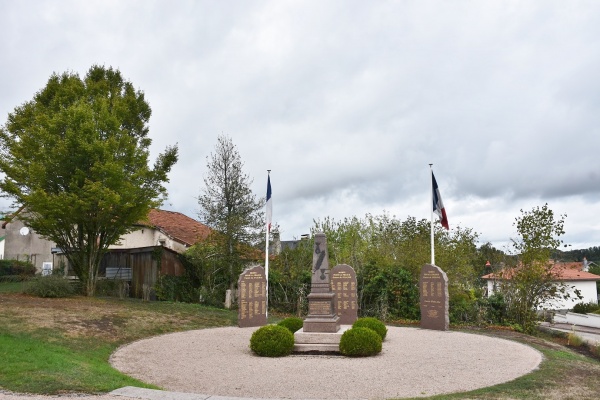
[109,326,543,399]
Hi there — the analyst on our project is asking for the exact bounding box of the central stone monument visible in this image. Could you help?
[294,233,347,352]
[302,233,341,333]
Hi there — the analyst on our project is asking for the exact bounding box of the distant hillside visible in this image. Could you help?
[556,246,600,263]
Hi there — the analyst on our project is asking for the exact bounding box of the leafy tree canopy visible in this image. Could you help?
[0,65,178,295]
[197,134,263,291]
[499,204,572,331]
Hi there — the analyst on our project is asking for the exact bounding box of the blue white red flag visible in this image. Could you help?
[266,175,272,233]
[432,172,449,230]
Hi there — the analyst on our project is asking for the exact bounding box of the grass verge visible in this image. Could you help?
[0,331,154,393]
[0,291,237,394]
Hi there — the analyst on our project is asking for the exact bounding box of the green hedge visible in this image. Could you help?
[23,276,77,298]
[572,302,600,314]
[0,259,36,279]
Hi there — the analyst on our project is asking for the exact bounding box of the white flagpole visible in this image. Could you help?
[429,164,435,265]
[265,170,271,319]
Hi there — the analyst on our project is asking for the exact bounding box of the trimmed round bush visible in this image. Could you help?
[352,317,387,340]
[250,324,294,357]
[339,327,382,357]
[277,317,304,333]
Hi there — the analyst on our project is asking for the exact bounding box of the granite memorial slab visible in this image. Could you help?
[330,264,358,324]
[420,264,449,331]
[238,265,267,328]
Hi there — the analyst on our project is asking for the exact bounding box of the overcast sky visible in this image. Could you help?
[1,1,600,251]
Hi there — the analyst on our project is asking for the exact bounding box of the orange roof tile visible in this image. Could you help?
[482,261,600,281]
[140,209,211,246]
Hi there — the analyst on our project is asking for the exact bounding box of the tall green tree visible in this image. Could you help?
[0,66,178,296]
[197,134,263,292]
[499,204,577,331]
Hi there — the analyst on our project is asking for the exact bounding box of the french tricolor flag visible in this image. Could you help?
[432,172,449,230]
[266,174,272,233]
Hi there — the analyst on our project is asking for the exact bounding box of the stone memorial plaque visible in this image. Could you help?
[303,233,340,333]
[330,264,358,324]
[238,265,267,328]
[420,264,449,331]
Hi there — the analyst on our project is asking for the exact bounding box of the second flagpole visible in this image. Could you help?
[429,164,435,265]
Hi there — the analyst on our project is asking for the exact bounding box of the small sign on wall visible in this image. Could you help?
[42,262,53,276]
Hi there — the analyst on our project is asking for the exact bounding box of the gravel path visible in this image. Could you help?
[105,326,542,399]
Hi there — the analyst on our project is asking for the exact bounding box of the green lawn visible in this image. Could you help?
[0,290,238,394]
[0,281,26,294]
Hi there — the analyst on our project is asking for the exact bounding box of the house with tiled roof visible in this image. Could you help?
[1,208,212,299]
[100,209,211,298]
[482,260,600,310]
[110,209,211,254]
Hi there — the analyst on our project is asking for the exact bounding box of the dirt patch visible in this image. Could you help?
[0,293,184,343]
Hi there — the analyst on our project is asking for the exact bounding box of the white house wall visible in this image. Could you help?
[1,219,54,272]
[486,279,598,310]
[109,227,188,254]
[109,228,156,249]
[543,280,598,310]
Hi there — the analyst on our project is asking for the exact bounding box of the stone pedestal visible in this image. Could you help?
[294,325,351,352]
[304,292,340,333]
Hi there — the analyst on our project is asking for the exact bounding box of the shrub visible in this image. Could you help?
[339,327,382,357]
[352,317,387,340]
[155,274,200,303]
[277,317,304,333]
[572,301,600,314]
[591,343,600,357]
[360,264,420,320]
[96,279,130,299]
[483,293,507,324]
[24,276,76,298]
[0,275,29,283]
[567,332,584,347]
[95,279,120,297]
[0,259,36,279]
[250,325,294,357]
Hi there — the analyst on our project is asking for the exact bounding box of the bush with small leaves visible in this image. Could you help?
[0,260,36,281]
[277,317,304,333]
[352,317,387,340]
[250,324,294,357]
[24,276,76,298]
[572,302,600,314]
[339,327,382,357]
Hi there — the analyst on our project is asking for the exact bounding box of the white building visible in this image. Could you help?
[483,261,600,310]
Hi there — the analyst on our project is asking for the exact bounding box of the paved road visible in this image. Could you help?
[539,322,600,345]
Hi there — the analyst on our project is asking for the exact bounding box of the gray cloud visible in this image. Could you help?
[2,1,600,249]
